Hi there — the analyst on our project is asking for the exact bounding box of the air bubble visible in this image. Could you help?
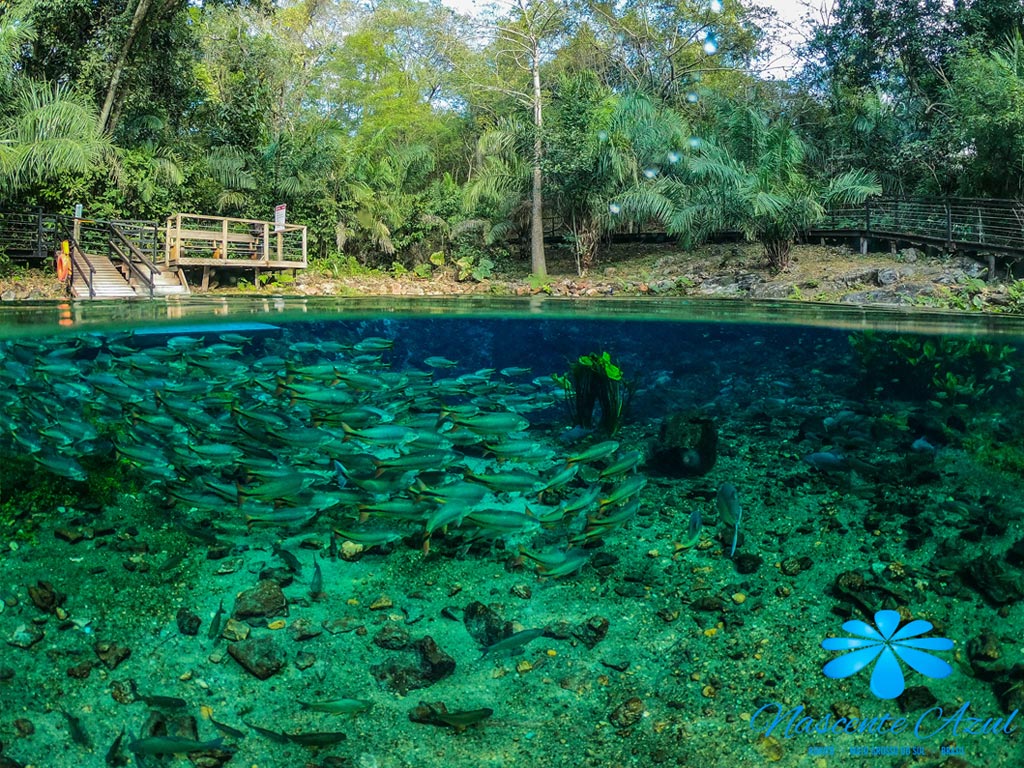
[597,130,608,141]
[609,203,622,215]
[703,35,718,55]
[643,168,658,179]
[667,151,681,164]
[688,136,703,149]
[686,92,699,104]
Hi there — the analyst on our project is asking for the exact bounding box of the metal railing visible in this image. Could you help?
[817,197,1024,254]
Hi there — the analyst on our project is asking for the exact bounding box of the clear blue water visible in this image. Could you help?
[0,297,1022,767]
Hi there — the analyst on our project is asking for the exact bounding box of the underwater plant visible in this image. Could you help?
[552,351,632,436]
[848,332,1016,409]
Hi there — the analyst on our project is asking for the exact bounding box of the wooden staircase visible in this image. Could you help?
[70,251,189,299]
[71,251,137,299]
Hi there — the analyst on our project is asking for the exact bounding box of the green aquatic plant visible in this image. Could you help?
[848,332,1016,408]
[553,351,632,435]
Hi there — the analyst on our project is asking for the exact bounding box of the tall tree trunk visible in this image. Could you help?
[530,46,546,277]
[98,0,153,135]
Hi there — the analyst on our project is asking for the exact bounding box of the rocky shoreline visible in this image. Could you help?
[0,242,1013,311]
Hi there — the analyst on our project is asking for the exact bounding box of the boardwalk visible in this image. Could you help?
[813,198,1024,256]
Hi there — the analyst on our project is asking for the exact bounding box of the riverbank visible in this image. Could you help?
[0,242,1015,311]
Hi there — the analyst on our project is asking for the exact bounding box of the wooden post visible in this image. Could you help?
[255,267,260,290]
[277,231,283,262]
[221,218,229,260]
[945,200,952,249]
[860,237,868,255]
[202,266,210,291]
[263,222,269,262]
[301,227,307,266]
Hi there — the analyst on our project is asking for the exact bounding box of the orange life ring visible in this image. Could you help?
[56,250,71,282]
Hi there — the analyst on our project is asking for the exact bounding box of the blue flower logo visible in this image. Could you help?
[821,610,953,699]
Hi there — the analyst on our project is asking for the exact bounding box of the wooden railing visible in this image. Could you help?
[109,223,158,298]
[164,213,307,269]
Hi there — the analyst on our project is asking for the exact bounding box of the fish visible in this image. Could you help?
[567,440,620,465]
[538,463,580,493]
[332,527,405,547]
[139,694,188,709]
[716,483,742,558]
[272,542,302,574]
[60,707,91,747]
[677,508,703,549]
[352,336,394,352]
[464,469,543,494]
[340,423,418,446]
[298,698,373,715]
[126,735,224,755]
[239,472,312,501]
[433,707,494,732]
[598,449,643,479]
[598,475,647,508]
[105,726,127,766]
[447,411,530,435]
[246,722,347,746]
[200,706,247,739]
[309,554,324,600]
[34,452,88,481]
[480,627,546,658]
[802,451,848,471]
[520,547,588,578]
[424,356,458,368]
[208,599,225,640]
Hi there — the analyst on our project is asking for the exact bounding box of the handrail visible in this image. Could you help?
[816,197,1024,255]
[67,235,96,300]
[109,223,157,298]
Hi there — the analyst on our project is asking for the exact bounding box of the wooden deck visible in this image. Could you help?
[164,213,307,274]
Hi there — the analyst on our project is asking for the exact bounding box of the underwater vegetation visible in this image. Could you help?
[848,332,1017,409]
[552,351,632,436]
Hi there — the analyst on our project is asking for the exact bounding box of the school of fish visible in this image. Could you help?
[0,327,647,575]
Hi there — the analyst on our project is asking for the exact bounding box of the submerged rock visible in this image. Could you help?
[6,624,43,650]
[573,616,609,650]
[232,580,288,622]
[648,411,717,477]
[462,601,508,648]
[228,637,285,680]
[371,635,455,694]
[94,641,131,670]
[28,581,64,614]
[609,697,644,729]
[175,608,201,637]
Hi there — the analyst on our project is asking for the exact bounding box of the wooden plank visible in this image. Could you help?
[173,229,257,243]
[174,257,307,269]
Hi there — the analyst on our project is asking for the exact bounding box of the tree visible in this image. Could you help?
[687,104,881,271]
[546,73,692,273]
[0,79,113,196]
[460,0,568,277]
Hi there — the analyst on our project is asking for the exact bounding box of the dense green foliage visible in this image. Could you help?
[2,0,1020,275]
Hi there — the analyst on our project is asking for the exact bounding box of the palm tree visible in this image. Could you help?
[0,79,113,195]
[686,105,881,272]
[547,80,692,274]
